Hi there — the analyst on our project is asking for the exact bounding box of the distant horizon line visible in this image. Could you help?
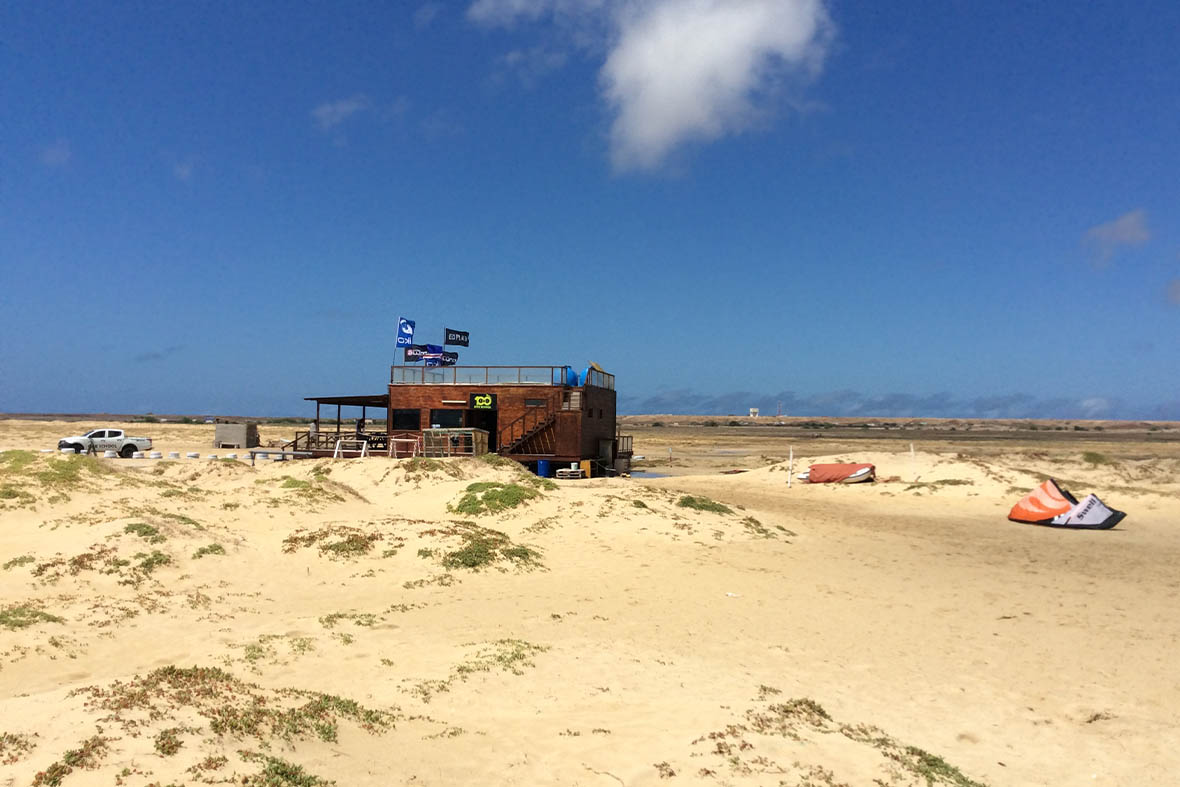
[2,411,1178,426]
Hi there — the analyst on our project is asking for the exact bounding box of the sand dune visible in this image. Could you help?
[3,420,1180,785]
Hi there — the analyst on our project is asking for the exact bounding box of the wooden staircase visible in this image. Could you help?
[498,406,557,456]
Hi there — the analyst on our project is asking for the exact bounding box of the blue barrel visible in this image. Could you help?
[536,459,551,478]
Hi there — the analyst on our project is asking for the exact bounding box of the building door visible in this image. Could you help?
[466,408,498,451]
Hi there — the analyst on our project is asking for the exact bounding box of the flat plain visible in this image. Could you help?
[2,417,1179,786]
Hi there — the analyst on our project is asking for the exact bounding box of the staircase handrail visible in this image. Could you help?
[499,403,555,453]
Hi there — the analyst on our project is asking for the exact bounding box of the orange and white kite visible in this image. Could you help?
[1007,479,1125,529]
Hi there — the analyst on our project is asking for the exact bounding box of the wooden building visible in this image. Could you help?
[299,364,632,475]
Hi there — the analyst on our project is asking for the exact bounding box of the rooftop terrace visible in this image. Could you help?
[390,365,614,390]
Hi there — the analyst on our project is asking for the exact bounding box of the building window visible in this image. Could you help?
[391,409,420,430]
[429,409,463,428]
[599,409,603,419]
[525,399,545,407]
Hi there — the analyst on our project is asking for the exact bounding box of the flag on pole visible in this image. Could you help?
[396,317,415,348]
[404,344,429,362]
[444,328,469,347]
[424,349,458,367]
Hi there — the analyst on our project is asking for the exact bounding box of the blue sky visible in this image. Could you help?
[2,0,1178,419]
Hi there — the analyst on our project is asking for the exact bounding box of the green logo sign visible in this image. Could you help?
[470,393,497,410]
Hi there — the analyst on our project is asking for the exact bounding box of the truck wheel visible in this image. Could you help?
[71,444,85,454]
[119,445,136,459]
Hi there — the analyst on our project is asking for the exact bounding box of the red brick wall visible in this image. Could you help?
[386,384,561,452]
[386,382,616,460]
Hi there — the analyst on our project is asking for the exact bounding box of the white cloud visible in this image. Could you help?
[41,138,72,167]
[468,0,603,27]
[1083,209,1151,265]
[420,109,465,139]
[466,0,834,171]
[497,45,569,87]
[415,3,443,29]
[602,0,833,171]
[380,95,412,123]
[1167,278,1180,306]
[311,95,371,130]
[467,0,542,25]
[1078,397,1114,419]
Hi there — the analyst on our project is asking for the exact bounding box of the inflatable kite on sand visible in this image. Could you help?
[1007,479,1126,530]
[796,463,876,484]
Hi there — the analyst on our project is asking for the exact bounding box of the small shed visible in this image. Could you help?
[214,422,260,449]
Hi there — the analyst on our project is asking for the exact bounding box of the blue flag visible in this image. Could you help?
[423,346,457,367]
[396,317,415,347]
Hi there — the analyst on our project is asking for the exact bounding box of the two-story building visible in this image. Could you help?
[300,364,631,475]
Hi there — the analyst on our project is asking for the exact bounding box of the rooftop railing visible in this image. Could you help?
[583,369,613,390]
[392,365,566,386]
[390,365,614,390]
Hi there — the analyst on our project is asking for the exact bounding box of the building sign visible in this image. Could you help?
[469,393,497,410]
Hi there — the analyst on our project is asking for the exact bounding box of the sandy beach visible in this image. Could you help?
[2,419,1179,785]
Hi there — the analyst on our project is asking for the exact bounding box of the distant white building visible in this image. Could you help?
[749,408,759,418]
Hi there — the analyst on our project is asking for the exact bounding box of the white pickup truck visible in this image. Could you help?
[58,429,153,458]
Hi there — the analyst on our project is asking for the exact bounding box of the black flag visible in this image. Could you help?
[425,352,458,367]
[444,328,469,347]
[404,344,429,362]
